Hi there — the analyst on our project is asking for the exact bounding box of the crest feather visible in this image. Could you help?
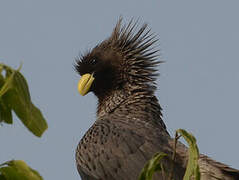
[107,18,161,86]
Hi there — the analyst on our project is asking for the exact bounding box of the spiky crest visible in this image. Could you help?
[105,18,161,87]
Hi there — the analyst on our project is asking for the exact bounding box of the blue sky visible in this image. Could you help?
[0,0,238,179]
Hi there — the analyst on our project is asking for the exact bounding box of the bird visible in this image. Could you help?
[74,18,239,180]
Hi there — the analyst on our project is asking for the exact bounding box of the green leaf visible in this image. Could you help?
[4,88,48,137]
[1,64,48,137]
[0,65,3,74]
[0,69,15,98]
[0,175,7,180]
[0,73,4,86]
[12,71,31,106]
[12,71,47,136]
[0,99,13,124]
[0,73,12,124]
[138,152,167,180]
[176,129,200,180]
[0,160,43,180]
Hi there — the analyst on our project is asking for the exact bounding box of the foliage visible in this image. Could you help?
[0,63,48,137]
[0,160,43,180]
[177,129,200,180]
[0,63,46,179]
[139,153,167,180]
[139,129,201,180]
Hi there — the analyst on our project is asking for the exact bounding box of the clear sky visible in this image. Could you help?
[0,0,238,179]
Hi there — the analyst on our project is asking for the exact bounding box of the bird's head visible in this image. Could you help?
[75,18,160,99]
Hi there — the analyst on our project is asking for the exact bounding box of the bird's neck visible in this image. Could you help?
[97,88,130,118]
[96,86,163,122]
[96,87,167,132]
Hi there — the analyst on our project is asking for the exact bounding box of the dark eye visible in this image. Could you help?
[92,59,98,65]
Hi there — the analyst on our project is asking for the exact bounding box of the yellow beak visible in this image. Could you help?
[78,73,95,96]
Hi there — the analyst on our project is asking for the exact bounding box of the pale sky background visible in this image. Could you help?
[0,0,239,179]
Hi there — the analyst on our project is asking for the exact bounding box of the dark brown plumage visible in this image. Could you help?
[75,18,239,180]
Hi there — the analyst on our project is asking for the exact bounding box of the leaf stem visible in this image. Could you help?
[168,132,181,180]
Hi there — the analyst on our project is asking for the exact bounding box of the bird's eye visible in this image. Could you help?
[92,59,97,64]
